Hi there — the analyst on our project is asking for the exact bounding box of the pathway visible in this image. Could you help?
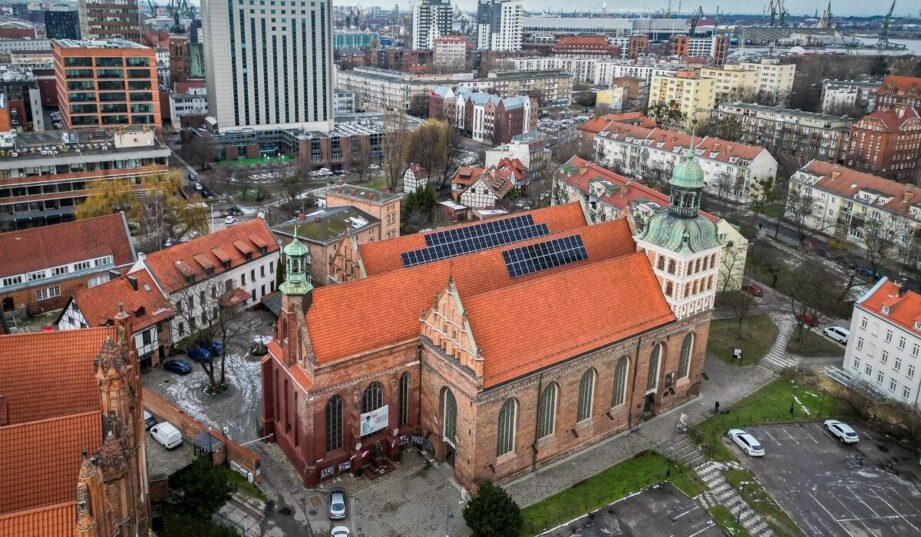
[758,314,800,374]
[696,460,774,537]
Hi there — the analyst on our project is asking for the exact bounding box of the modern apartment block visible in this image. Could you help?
[0,127,169,231]
[699,66,761,103]
[648,71,716,129]
[77,0,142,42]
[412,0,452,50]
[43,7,81,40]
[433,35,469,71]
[429,86,536,145]
[52,39,160,129]
[476,0,523,51]
[739,58,796,103]
[712,102,853,162]
[842,278,921,409]
[200,0,334,132]
[669,35,729,65]
[821,79,881,114]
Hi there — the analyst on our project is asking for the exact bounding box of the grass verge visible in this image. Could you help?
[215,155,290,167]
[228,470,268,502]
[724,469,805,537]
[785,328,844,357]
[690,378,851,461]
[519,451,705,536]
[707,315,779,366]
[708,505,751,537]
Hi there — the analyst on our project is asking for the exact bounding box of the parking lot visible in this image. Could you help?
[537,483,721,537]
[738,422,921,537]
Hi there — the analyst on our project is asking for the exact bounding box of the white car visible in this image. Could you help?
[194,182,203,191]
[331,527,350,537]
[727,428,765,457]
[369,164,380,170]
[824,420,859,444]
[150,422,183,450]
[823,326,849,345]
[224,215,235,225]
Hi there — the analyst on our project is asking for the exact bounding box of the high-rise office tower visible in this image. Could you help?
[201,0,334,132]
[44,6,81,40]
[411,0,452,50]
[476,0,522,51]
[77,0,142,42]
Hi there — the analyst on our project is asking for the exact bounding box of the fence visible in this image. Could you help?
[143,388,261,483]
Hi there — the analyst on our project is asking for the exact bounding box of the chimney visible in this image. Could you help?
[831,170,841,180]
[126,275,138,291]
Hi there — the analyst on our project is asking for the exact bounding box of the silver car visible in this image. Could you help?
[329,489,346,520]
[824,420,859,444]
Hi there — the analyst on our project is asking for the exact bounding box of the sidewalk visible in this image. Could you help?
[504,358,775,507]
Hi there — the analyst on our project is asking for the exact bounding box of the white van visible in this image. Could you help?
[150,422,183,450]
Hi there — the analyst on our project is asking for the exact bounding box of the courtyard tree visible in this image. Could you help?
[785,188,815,241]
[718,290,756,338]
[132,171,210,251]
[438,127,462,190]
[351,136,373,183]
[408,119,451,185]
[861,217,899,278]
[75,178,135,220]
[183,136,218,171]
[719,243,748,293]
[714,114,743,142]
[168,456,237,537]
[647,100,685,130]
[381,110,410,192]
[462,481,523,537]
[789,259,836,342]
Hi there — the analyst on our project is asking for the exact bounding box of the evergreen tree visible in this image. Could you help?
[168,456,237,536]
[462,481,523,537]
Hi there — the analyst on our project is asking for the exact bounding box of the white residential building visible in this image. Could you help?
[476,0,523,51]
[333,89,355,115]
[594,123,778,203]
[821,79,881,114]
[169,87,208,125]
[412,0,453,50]
[200,0,334,132]
[739,58,796,102]
[842,278,921,409]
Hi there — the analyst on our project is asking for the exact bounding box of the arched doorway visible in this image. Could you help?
[2,297,13,312]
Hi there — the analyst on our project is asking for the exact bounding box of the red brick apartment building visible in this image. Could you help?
[550,36,620,58]
[262,203,711,489]
[877,75,921,112]
[845,107,921,180]
[0,213,136,317]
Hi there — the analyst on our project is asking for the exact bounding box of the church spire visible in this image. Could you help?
[668,139,706,218]
[280,228,312,296]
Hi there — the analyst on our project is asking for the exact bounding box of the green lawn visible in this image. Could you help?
[761,203,785,219]
[519,451,706,536]
[690,378,851,461]
[215,155,290,167]
[708,315,779,366]
[228,471,268,502]
[786,328,845,357]
[708,505,751,537]
[724,469,805,537]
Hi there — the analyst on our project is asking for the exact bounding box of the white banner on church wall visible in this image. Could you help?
[360,405,389,436]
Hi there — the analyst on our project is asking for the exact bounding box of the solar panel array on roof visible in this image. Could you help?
[503,235,588,278]
[400,215,550,268]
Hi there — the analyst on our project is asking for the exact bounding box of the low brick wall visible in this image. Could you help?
[143,389,261,483]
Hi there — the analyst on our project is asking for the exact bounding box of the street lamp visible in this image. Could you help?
[445,506,454,537]
[737,481,750,524]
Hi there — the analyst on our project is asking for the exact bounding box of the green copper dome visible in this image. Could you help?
[283,234,308,257]
[669,150,705,190]
[280,231,312,296]
[637,211,723,255]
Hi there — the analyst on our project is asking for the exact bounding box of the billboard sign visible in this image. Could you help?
[360,405,389,437]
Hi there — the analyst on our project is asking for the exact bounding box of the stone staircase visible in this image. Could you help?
[657,434,707,469]
[696,460,774,537]
[759,315,799,374]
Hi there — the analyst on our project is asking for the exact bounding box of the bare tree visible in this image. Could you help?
[183,136,217,171]
[861,217,899,277]
[408,119,450,186]
[719,290,756,338]
[381,110,410,192]
[785,188,815,240]
[719,244,748,293]
[351,136,373,183]
[789,259,836,342]
[438,128,462,190]
[171,285,250,394]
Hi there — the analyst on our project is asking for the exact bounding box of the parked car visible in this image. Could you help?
[727,428,765,457]
[249,340,268,356]
[741,283,763,297]
[823,326,849,345]
[150,422,183,450]
[224,215,235,225]
[163,359,193,375]
[187,345,211,363]
[795,312,820,328]
[209,340,224,355]
[194,182,203,191]
[331,527,350,537]
[823,420,859,444]
[369,164,380,170]
[143,410,158,430]
[329,489,347,520]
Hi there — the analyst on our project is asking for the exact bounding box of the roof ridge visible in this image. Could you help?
[0,409,100,430]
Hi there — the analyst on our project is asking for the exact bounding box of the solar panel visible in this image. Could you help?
[502,235,588,278]
[400,214,550,267]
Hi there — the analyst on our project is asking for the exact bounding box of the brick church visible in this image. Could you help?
[261,151,722,489]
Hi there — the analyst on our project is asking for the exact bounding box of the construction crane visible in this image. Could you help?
[877,0,896,48]
[688,6,703,38]
[817,1,833,29]
[767,0,789,27]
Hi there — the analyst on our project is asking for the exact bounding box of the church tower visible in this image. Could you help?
[635,147,723,319]
[274,232,313,367]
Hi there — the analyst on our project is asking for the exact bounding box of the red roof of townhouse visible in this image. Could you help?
[358,202,588,276]
[306,217,636,365]
[142,219,278,293]
[0,213,135,279]
[878,75,921,95]
[597,122,764,163]
[858,279,921,336]
[407,162,429,179]
[578,113,657,136]
[69,269,175,331]
[855,107,920,131]
[557,156,718,223]
[800,160,921,218]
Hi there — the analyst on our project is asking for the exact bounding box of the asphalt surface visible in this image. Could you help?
[538,483,722,537]
[739,422,921,537]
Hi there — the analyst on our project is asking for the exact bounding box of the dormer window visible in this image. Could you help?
[258,246,268,255]
[135,306,145,317]
[915,321,921,331]
[221,260,231,269]
[882,306,890,315]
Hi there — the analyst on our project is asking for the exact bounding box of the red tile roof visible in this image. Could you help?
[0,328,112,424]
[451,166,487,192]
[578,113,657,136]
[306,218,635,363]
[0,502,75,537]
[358,203,589,276]
[597,123,764,162]
[0,213,135,279]
[465,253,675,387]
[407,163,429,179]
[558,157,718,223]
[858,279,921,335]
[142,219,278,293]
[878,75,921,95]
[855,107,920,131]
[70,269,175,332]
[0,411,102,514]
[800,160,920,217]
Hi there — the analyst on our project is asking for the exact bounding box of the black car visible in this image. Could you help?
[143,410,158,430]
[163,359,193,375]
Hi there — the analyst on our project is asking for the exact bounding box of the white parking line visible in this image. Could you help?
[782,426,801,445]
[686,521,717,537]
[799,425,820,444]
[886,487,921,517]
[809,492,854,537]
[762,428,783,446]
[833,495,874,535]
[870,487,920,533]
[673,504,701,520]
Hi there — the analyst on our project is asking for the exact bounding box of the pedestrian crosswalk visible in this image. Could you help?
[695,460,774,537]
